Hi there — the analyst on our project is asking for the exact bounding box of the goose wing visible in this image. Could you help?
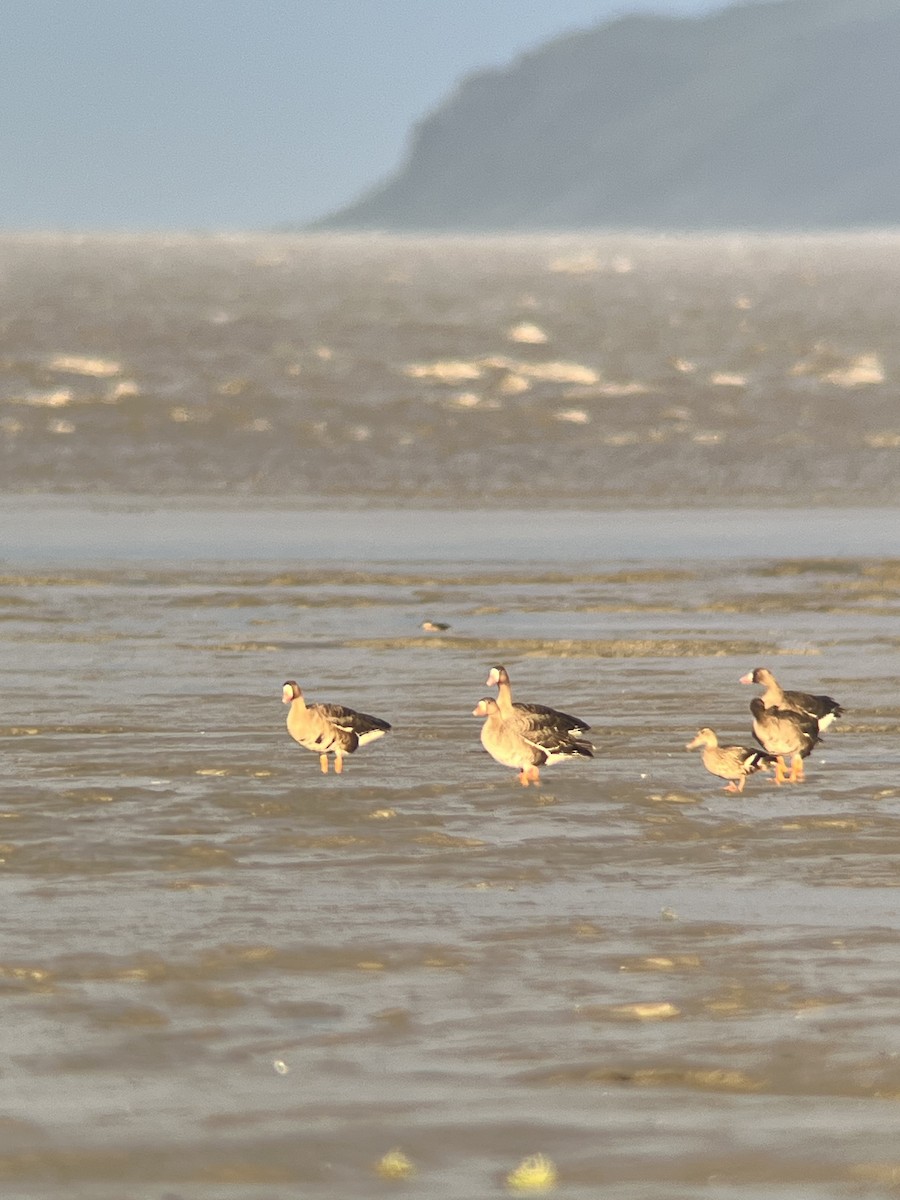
[515,709,594,759]
[752,704,819,757]
[781,688,844,727]
[316,704,391,750]
[716,745,775,777]
[514,701,590,734]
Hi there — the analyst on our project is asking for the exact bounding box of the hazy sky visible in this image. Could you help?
[3,0,725,230]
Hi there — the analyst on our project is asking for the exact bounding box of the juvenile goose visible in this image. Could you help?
[485,664,590,736]
[473,696,593,787]
[749,697,819,785]
[685,727,775,793]
[740,666,843,731]
[282,680,390,774]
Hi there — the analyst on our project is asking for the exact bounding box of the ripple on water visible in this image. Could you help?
[0,523,899,1194]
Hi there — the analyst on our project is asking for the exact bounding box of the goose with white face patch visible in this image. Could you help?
[282,680,391,775]
[740,666,843,731]
[473,695,593,787]
[485,664,590,736]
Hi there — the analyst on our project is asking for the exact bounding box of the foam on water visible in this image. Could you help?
[0,231,899,503]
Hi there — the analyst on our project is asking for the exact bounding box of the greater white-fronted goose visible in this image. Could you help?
[473,696,593,787]
[685,727,775,793]
[749,697,819,784]
[740,666,843,731]
[282,680,391,774]
[485,664,590,736]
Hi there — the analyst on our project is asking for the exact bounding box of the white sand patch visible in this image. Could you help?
[108,381,139,401]
[825,353,885,387]
[570,381,649,398]
[499,373,530,395]
[709,372,747,387]
[405,360,483,383]
[48,355,121,377]
[507,321,547,344]
[515,361,601,385]
[15,389,73,407]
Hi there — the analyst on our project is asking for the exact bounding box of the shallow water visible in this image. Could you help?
[2,230,900,505]
[2,232,900,1195]
[1,501,900,1198]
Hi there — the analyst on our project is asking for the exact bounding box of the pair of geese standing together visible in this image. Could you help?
[281,666,589,784]
[687,666,844,792]
[282,665,843,790]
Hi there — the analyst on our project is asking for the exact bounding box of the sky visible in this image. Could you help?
[3,0,725,230]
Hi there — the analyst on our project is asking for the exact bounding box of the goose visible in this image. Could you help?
[749,697,819,784]
[473,696,593,787]
[485,664,590,736]
[282,680,390,774]
[740,666,843,731]
[685,727,775,793]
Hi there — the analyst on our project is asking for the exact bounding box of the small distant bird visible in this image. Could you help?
[282,680,390,774]
[685,727,775,793]
[485,664,590,736]
[473,695,593,787]
[749,697,819,784]
[740,666,843,731]
[420,620,450,632]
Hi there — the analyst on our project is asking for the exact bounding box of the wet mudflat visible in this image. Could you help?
[1,503,899,1198]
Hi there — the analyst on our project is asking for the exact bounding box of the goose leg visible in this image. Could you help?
[517,770,530,787]
[526,765,541,787]
[789,754,804,783]
[319,753,329,774]
[334,755,344,775]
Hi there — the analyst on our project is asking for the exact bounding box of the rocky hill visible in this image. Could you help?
[316,0,900,231]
